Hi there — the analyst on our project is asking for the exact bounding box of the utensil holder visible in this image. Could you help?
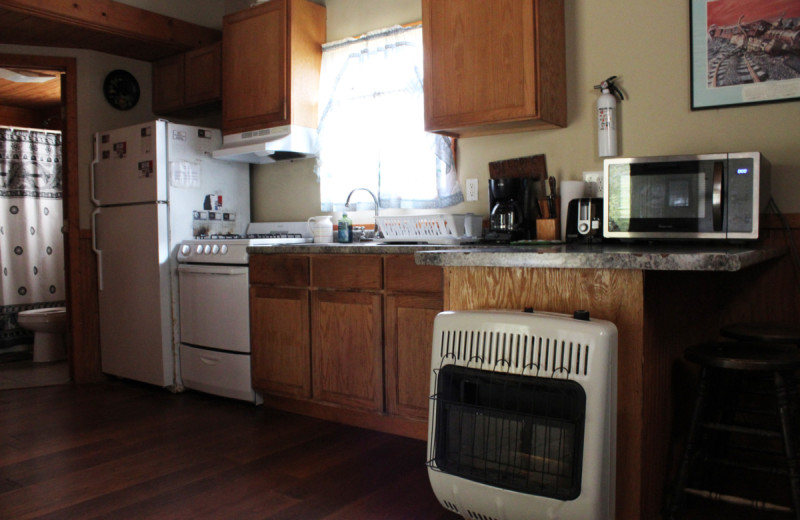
[536,218,559,241]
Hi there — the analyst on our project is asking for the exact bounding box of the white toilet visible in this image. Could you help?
[17,307,67,362]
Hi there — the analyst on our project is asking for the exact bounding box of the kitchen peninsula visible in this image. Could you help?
[249,241,788,520]
[415,241,787,520]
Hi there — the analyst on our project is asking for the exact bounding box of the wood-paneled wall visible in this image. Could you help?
[69,232,101,383]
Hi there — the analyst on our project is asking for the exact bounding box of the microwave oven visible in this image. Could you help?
[603,152,770,240]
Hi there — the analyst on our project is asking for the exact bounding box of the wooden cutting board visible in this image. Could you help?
[488,154,547,180]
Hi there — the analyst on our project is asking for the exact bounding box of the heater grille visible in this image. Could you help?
[431,365,586,500]
[427,310,618,520]
[435,327,592,379]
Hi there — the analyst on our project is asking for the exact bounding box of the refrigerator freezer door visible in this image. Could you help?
[94,203,174,387]
[93,120,167,205]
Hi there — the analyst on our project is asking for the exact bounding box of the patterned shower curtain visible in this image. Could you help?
[0,127,65,352]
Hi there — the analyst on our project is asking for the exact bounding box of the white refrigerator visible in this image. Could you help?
[91,120,249,388]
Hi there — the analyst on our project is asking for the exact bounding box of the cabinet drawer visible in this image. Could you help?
[180,345,257,403]
[249,255,309,286]
[384,255,442,293]
[311,255,382,290]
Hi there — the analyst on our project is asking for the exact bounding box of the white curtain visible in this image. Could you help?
[0,127,65,351]
[317,25,462,211]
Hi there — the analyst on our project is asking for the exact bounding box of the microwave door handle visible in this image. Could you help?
[712,161,724,231]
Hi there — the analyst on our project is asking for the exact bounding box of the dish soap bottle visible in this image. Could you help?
[338,213,353,243]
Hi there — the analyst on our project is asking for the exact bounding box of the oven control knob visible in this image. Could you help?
[180,244,190,256]
[203,244,211,254]
[195,245,203,255]
[212,244,220,254]
[220,244,228,255]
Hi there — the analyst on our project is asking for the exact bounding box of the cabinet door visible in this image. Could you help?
[222,0,288,134]
[185,42,221,107]
[312,290,383,411]
[152,54,185,114]
[250,286,311,398]
[385,293,442,420]
[422,0,565,136]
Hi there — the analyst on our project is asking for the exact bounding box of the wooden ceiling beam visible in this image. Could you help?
[0,0,221,60]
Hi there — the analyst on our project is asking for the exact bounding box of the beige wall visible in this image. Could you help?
[251,0,800,226]
[3,0,798,230]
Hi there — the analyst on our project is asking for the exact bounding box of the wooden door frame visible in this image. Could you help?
[0,53,95,382]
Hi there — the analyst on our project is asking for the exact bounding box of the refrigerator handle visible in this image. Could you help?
[91,208,103,291]
[90,133,100,206]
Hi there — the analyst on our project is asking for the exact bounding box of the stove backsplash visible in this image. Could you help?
[192,209,239,237]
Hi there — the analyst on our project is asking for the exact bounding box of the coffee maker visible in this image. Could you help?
[485,177,536,242]
[485,154,548,242]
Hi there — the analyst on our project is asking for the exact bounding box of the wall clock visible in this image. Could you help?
[103,69,140,110]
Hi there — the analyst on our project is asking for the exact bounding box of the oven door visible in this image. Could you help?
[178,264,250,353]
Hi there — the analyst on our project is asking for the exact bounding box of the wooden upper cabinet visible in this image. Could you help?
[185,42,222,107]
[221,0,326,136]
[422,0,566,137]
[152,54,185,114]
[152,42,221,115]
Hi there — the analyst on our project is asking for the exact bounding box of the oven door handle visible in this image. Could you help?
[177,264,248,276]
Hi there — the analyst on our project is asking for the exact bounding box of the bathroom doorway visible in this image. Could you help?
[0,54,79,389]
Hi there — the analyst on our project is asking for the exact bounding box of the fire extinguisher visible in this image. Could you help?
[594,76,625,157]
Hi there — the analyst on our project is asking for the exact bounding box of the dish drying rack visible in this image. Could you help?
[375,214,481,245]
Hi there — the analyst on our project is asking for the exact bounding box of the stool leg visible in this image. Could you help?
[666,366,711,519]
[774,370,800,520]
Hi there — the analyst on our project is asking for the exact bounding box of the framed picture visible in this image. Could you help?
[691,0,800,109]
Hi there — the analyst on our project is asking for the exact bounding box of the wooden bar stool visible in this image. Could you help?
[666,341,800,519]
[720,322,800,347]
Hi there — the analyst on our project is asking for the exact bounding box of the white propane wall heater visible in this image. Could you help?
[427,309,618,520]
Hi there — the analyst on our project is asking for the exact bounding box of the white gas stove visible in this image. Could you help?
[176,221,311,404]
[177,221,312,265]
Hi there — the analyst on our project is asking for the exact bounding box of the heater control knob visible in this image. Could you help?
[573,310,591,321]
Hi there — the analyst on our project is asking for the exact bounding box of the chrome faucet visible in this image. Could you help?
[345,188,383,238]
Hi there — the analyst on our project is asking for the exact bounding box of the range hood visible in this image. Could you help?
[212,125,318,164]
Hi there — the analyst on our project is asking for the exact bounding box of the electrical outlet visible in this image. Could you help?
[582,171,603,198]
[466,178,479,201]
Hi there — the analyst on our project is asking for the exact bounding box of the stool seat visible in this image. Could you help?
[686,341,800,372]
[720,322,800,345]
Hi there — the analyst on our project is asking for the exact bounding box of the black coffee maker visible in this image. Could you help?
[485,177,535,242]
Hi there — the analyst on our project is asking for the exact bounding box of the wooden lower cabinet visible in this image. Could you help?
[250,286,310,398]
[311,289,383,411]
[249,252,442,439]
[384,293,442,420]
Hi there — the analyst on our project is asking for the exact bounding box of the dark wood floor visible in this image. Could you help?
[0,381,460,520]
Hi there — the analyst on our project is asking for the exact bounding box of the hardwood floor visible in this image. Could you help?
[0,381,459,520]
[0,359,70,390]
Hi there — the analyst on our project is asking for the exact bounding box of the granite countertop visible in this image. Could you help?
[248,241,786,272]
[415,242,785,271]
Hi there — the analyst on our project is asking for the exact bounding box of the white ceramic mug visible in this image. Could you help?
[307,215,334,243]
